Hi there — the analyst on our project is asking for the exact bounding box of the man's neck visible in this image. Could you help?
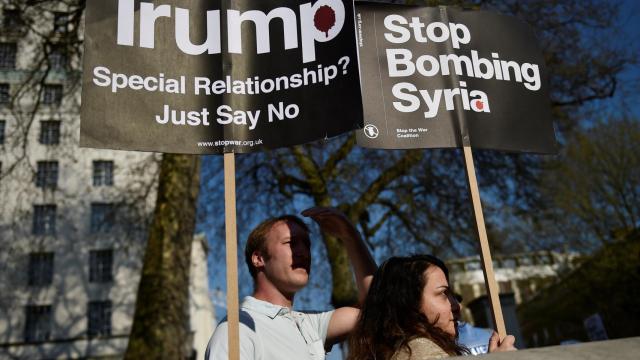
[252,280,295,308]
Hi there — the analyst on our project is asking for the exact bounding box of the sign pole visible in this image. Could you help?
[224,152,240,360]
[462,145,507,339]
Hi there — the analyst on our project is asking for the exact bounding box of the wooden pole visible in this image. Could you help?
[462,145,507,338]
[224,152,240,360]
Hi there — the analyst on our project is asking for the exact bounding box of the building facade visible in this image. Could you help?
[0,3,214,359]
[447,251,576,323]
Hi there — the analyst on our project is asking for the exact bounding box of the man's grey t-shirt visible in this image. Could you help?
[205,296,334,360]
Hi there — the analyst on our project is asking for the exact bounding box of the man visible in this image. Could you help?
[205,207,376,360]
[453,293,493,355]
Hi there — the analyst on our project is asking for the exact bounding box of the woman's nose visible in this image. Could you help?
[449,294,461,312]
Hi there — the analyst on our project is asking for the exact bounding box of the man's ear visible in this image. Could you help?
[252,251,265,269]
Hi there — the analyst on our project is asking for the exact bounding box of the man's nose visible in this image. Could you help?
[292,241,310,258]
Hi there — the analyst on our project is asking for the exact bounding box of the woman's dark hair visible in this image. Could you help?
[348,255,467,360]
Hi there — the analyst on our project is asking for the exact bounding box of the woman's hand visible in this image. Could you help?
[488,332,517,352]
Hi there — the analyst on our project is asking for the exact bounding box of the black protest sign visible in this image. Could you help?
[81,0,362,154]
[355,4,557,153]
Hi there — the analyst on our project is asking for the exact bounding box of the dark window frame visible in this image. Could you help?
[33,204,56,235]
[0,83,10,104]
[2,9,24,30]
[53,12,70,34]
[89,249,113,283]
[93,161,114,186]
[0,42,17,69]
[24,305,52,343]
[35,160,58,188]
[41,84,62,106]
[87,300,112,338]
[0,120,5,144]
[49,44,67,70]
[39,120,61,145]
[28,252,54,286]
[90,203,115,233]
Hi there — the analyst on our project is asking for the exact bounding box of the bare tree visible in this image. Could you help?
[0,1,198,359]
[536,118,640,248]
[201,0,636,307]
[125,154,200,359]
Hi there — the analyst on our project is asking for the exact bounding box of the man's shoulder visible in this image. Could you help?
[214,310,257,333]
[205,311,259,360]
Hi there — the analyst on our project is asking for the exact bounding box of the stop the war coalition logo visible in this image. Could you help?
[355,4,556,153]
[81,0,363,154]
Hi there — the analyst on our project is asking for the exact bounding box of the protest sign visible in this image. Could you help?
[355,3,556,153]
[354,3,559,338]
[81,0,363,154]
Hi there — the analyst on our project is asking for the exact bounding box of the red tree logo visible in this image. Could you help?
[314,5,336,37]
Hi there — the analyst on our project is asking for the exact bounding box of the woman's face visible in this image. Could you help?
[420,266,461,337]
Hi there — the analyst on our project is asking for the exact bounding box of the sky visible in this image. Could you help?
[607,0,640,119]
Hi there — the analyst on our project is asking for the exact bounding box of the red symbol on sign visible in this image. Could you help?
[314,5,336,37]
[475,100,484,110]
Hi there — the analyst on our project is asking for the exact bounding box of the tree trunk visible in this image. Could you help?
[124,154,201,360]
[323,232,359,308]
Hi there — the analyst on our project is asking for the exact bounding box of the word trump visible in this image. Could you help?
[116,0,346,63]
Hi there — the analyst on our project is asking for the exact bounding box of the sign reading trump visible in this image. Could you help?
[81,0,363,154]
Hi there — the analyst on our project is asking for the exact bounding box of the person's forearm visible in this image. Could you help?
[342,228,376,305]
[300,206,378,304]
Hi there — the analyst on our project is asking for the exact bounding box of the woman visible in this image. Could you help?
[348,255,516,359]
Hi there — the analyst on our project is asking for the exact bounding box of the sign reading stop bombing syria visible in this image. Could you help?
[355,4,557,153]
[81,0,363,154]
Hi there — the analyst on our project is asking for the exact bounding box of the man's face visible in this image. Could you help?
[260,220,311,294]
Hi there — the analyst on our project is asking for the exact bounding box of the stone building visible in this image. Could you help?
[0,3,214,359]
[447,251,576,322]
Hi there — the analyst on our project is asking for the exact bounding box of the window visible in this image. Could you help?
[36,161,58,188]
[49,45,67,70]
[90,203,115,232]
[518,280,534,301]
[518,256,533,266]
[499,281,513,294]
[2,9,23,30]
[500,258,517,269]
[0,83,9,104]
[89,249,113,283]
[0,42,16,69]
[0,120,5,144]
[87,301,111,338]
[24,305,51,342]
[33,205,56,235]
[465,260,481,271]
[42,84,62,105]
[536,253,553,265]
[39,121,60,145]
[53,12,69,34]
[448,262,464,273]
[93,161,114,186]
[28,252,54,286]
[460,284,475,305]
